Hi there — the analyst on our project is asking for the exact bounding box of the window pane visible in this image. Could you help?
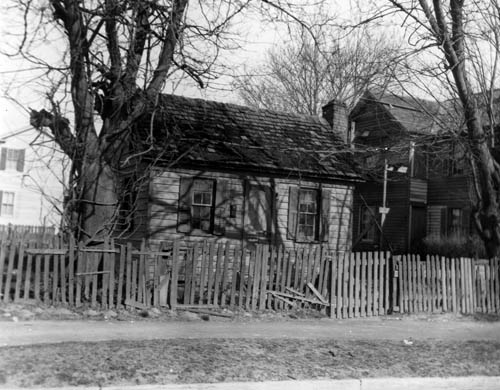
[306,214,315,226]
[192,179,213,207]
[193,193,203,204]
[194,179,212,192]
[202,192,212,205]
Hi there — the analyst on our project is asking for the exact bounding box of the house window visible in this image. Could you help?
[297,189,319,241]
[244,184,272,239]
[359,205,377,242]
[288,186,330,242]
[448,208,463,235]
[191,179,214,232]
[446,143,465,176]
[178,178,216,234]
[0,148,25,172]
[440,207,469,236]
[0,191,15,216]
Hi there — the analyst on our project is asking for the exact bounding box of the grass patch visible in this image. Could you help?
[1,339,499,388]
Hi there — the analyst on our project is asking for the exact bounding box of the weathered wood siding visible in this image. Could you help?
[353,178,410,253]
[351,100,406,148]
[147,168,353,252]
[427,175,473,207]
[426,205,443,236]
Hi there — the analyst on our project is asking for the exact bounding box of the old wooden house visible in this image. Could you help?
[119,94,359,252]
[350,90,474,253]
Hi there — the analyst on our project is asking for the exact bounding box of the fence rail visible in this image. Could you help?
[1,237,499,317]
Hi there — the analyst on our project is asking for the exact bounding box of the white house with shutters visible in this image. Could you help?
[0,128,64,229]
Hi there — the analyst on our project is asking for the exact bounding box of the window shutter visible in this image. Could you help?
[287,186,299,240]
[0,148,6,170]
[440,207,448,236]
[213,179,227,235]
[265,185,273,236]
[461,208,470,236]
[177,177,193,233]
[319,189,331,242]
[16,149,25,172]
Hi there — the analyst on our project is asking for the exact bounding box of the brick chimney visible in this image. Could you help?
[322,99,350,144]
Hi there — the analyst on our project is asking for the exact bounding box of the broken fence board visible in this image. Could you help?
[179,308,233,318]
[307,282,328,304]
[125,299,148,310]
[286,287,305,297]
[270,292,296,308]
[268,290,328,306]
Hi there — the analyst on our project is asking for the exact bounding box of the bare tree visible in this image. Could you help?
[234,24,400,114]
[356,0,500,256]
[2,0,319,242]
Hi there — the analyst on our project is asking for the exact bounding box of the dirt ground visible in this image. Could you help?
[1,300,500,346]
[1,302,499,388]
[1,337,499,388]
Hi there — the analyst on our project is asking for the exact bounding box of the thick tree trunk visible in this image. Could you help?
[79,158,118,241]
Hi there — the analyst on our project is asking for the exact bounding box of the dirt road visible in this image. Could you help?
[1,316,499,346]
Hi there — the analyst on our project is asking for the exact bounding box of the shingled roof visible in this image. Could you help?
[137,94,358,181]
[353,90,441,135]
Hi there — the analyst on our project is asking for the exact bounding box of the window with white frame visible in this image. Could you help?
[191,179,214,232]
[297,189,319,241]
[0,148,25,172]
[287,186,330,243]
[0,191,15,216]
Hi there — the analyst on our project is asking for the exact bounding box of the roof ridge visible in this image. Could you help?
[159,93,324,124]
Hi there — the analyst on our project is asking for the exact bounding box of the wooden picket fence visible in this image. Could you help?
[0,224,56,241]
[172,242,333,312]
[1,236,498,317]
[395,255,500,314]
[330,251,391,319]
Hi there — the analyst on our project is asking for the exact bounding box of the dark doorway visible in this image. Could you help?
[409,205,426,253]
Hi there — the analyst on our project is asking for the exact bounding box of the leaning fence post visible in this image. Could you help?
[329,252,336,319]
[170,239,179,310]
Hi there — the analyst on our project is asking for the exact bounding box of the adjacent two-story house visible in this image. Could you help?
[0,128,63,230]
[350,90,475,253]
